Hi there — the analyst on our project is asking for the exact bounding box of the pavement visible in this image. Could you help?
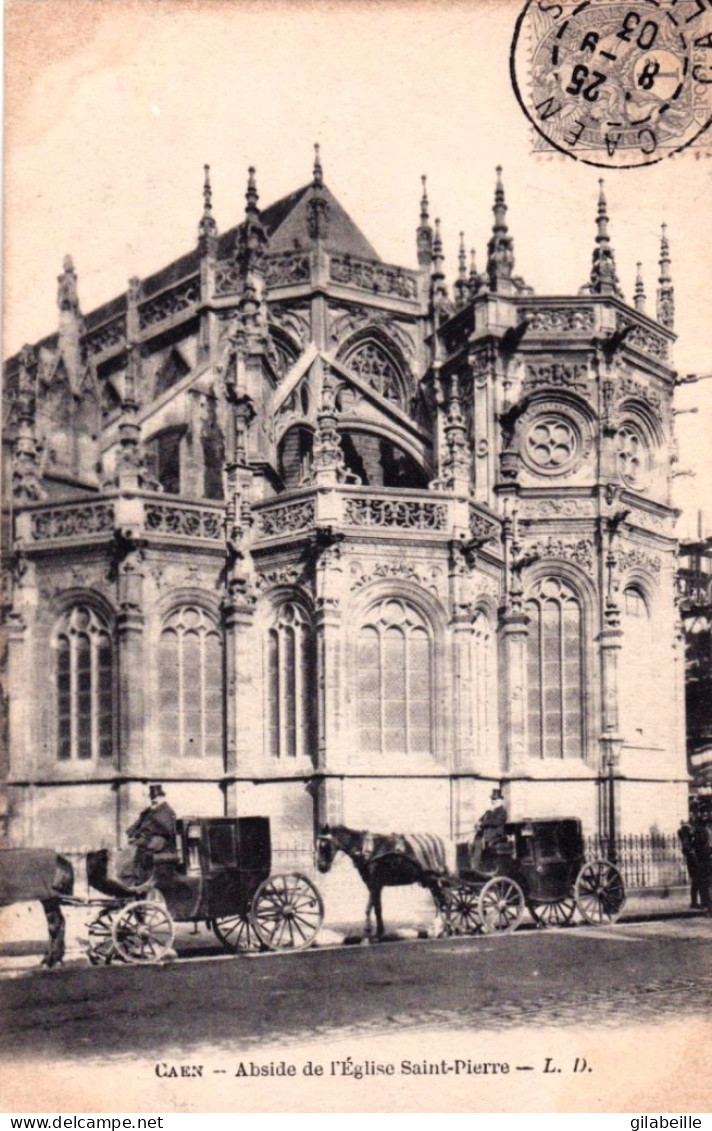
[0,883,703,973]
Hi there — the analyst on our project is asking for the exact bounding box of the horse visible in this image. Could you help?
[0,848,74,967]
[315,824,450,941]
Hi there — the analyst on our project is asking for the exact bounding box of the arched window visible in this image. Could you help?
[278,426,314,490]
[472,610,496,757]
[159,606,223,758]
[56,605,113,761]
[614,423,649,490]
[265,603,314,759]
[620,585,652,743]
[344,340,405,406]
[525,578,584,760]
[357,599,432,756]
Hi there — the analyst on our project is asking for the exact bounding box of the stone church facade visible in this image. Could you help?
[0,151,688,852]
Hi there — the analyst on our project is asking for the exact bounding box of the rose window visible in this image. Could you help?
[525,416,578,473]
[615,425,647,488]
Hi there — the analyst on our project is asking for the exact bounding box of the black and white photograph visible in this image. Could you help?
[1,0,712,1114]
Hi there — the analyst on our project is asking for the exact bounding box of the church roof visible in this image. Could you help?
[261,183,380,259]
[79,178,380,339]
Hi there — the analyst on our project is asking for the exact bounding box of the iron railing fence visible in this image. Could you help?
[584,833,688,890]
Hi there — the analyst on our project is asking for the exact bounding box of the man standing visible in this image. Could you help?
[677,814,699,910]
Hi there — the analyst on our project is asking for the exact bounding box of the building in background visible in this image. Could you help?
[0,151,689,853]
[678,520,712,792]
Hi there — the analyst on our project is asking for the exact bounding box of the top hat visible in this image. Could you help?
[490,788,503,801]
[149,783,166,800]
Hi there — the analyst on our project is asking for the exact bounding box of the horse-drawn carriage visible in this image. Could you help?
[84,816,325,964]
[443,817,626,935]
[316,817,626,939]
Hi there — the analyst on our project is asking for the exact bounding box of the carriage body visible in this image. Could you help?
[457,817,585,902]
[155,816,272,922]
[85,816,323,964]
[449,817,624,934]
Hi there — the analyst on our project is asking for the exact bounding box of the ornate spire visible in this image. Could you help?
[455,232,469,309]
[416,175,433,268]
[468,248,481,298]
[657,223,674,329]
[12,345,44,501]
[430,218,449,320]
[198,163,218,249]
[245,166,259,219]
[313,143,324,188]
[310,360,354,486]
[237,166,268,274]
[634,263,646,313]
[587,180,623,298]
[307,145,329,241]
[57,255,80,314]
[486,166,515,292]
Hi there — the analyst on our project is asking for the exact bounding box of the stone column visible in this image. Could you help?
[498,609,529,774]
[115,540,146,779]
[313,540,344,829]
[222,585,257,816]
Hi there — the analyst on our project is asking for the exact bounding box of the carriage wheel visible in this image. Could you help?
[212,910,263,953]
[111,900,175,964]
[574,860,626,925]
[87,908,116,965]
[441,881,482,935]
[528,898,576,929]
[250,873,324,951]
[478,877,525,934]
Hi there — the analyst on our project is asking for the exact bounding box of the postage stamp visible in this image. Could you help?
[510,0,712,167]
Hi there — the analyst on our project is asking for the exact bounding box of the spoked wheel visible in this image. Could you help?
[87,908,116,965]
[478,877,525,935]
[575,860,626,925]
[250,873,324,951]
[212,909,264,954]
[529,897,576,929]
[441,881,482,935]
[111,900,175,964]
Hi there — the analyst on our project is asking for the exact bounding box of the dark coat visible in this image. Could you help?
[126,801,177,854]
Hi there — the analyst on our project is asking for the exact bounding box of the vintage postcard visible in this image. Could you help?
[1,0,712,1115]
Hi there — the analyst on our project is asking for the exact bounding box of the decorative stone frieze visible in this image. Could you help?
[329,255,418,300]
[342,495,448,531]
[144,502,224,541]
[349,559,444,596]
[615,314,669,362]
[618,547,662,575]
[517,497,594,518]
[518,306,594,333]
[468,505,500,544]
[264,253,311,288]
[256,497,316,538]
[523,359,590,394]
[30,501,115,543]
[138,279,200,330]
[83,317,126,358]
[525,536,595,575]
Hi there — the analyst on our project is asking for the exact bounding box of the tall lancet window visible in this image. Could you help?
[525,578,584,760]
[357,599,432,756]
[620,585,652,744]
[159,606,223,759]
[472,610,496,757]
[56,605,113,761]
[266,602,314,759]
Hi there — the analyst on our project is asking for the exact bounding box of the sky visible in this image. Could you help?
[3,0,711,533]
